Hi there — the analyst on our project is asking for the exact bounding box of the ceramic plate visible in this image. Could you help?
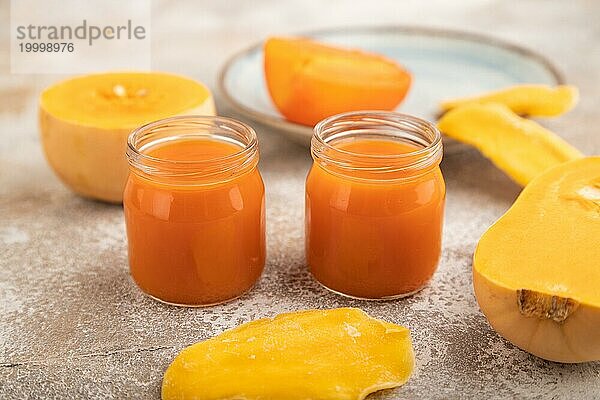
[219,26,563,151]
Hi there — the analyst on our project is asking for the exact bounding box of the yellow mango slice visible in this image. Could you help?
[440,84,579,117]
[438,103,582,186]
[162,308,414,400]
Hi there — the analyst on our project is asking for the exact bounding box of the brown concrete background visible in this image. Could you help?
[1,0,599,398]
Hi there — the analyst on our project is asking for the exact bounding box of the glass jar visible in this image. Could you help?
[124,116,265,306]
[306,111,445,300]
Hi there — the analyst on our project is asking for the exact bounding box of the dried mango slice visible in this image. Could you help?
[162,308,414,400]
[438,103,582,186]
[440,84,579,117]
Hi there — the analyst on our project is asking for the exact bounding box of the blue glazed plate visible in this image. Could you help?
[218,26,562,151]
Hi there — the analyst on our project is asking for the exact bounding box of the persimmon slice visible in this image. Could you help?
[264,37,412,126]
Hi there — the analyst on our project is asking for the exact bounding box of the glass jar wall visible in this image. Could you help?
[124,116,265,306]
[306,111,445,299]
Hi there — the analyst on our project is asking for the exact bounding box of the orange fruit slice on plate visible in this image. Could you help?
[264,37,412,126]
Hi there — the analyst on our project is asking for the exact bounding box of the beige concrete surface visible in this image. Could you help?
[1,1,599,398]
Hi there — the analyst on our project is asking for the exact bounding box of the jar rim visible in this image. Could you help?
[127,115,258,166]
[126,115,259,183]
[312,111,443,180]
[314,110,442,159]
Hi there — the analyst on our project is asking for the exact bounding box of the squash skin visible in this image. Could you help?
[39,73,215,203]
[473,157,600,363]
[162,308,414,400]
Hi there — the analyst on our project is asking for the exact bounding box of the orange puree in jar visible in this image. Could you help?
[124,116,265,306]
[306,112,445,299]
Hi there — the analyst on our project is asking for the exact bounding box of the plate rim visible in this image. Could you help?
[217,25,565,136]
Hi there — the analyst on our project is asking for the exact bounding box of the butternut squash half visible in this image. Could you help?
[39,72,215,203]
[473,157,600,363]
[162,308,414,400]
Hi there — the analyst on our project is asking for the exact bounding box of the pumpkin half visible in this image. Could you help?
[473,157,600,363]
[39,72,215,203]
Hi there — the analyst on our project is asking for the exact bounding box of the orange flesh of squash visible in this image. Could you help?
[40,72,213,130]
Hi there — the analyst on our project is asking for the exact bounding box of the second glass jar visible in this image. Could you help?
[306,111,445,300]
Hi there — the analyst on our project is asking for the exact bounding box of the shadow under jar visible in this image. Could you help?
[124,116,265,307]
[306,111,445,300]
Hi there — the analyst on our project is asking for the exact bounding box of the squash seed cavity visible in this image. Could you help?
[517,289,579,323]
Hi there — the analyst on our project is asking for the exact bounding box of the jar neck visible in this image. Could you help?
[126,115,259,185]
[312,111,443,181]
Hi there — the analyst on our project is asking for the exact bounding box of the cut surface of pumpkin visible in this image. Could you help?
[162,308,414,400]
[264,37,411,126]
[39,72,215,202]
[440,84,579,117]
[437,103,582,186]
[473,157,600,363]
